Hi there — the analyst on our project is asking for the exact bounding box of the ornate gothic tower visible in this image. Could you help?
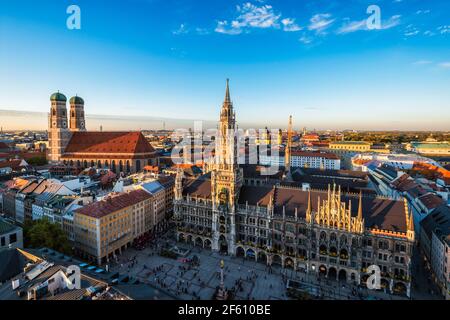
[69,95,86,131]
[210,79,243,254]
[48,92,72,162]
[285,115,292,169]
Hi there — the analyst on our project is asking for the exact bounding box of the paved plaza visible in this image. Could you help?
[110,243,288,300]
[106,236,415,300]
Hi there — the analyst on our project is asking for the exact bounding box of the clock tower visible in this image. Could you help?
[210,79,243,254]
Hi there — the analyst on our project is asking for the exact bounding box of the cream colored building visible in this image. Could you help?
[329,141,372,153]
[74,189,152,264]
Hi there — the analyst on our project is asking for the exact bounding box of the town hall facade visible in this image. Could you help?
[173,80,415,297]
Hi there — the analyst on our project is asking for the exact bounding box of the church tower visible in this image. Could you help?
[69,95,86,131]
[48,92,72,162]
[210,79,243,254]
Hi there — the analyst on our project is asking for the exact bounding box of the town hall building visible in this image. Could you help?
[173,80,415,297]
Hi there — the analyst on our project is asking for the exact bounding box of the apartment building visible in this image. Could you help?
[73,190,152,265]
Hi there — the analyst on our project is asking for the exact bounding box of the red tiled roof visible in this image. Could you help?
[0,159,27,170]
[418,193,444,210]
[62,132,155,159]
[75,189,152,219]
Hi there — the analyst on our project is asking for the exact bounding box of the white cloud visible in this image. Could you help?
[437,25,450,34]
[404,30,419,37]
[172,23,188,35]
[404,24,420,37]
[299,34,313,44]
[215,2,281,34]
[381,15,401,30]
[416,10,431,15]
[438,62,450,69]
[336,19,367,34]
[412,60,433,65]
[308,13,335,34]
[195,27,210,35]
[215,20,243,35]
[281,18,302,32]
[214,2,302,35]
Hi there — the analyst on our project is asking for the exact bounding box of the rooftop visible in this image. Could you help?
[291,150,339,160]
[0,218,19,235]
[330,141,371,145]
[238,185,408,233]
[75,189,152,219]
[62,131,156,159]
[420,205,450,245]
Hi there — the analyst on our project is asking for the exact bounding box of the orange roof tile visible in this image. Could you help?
[75,189,152,219]
[62,132,155,159]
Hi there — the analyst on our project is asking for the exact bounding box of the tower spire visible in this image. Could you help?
[306,189,312,222]
[357,190,363,220]
[224,78,231,103]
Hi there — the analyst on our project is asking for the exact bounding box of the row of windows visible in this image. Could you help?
[0,233,17,246]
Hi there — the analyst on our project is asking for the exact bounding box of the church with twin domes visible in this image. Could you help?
[48,92,157,174]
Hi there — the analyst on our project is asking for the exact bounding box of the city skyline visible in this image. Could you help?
[1,0,450,130]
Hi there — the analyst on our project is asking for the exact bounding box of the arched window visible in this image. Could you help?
[340,235,347,246]
[330,232,337,242]
[136,160,141,172]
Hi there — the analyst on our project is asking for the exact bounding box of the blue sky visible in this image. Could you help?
[0,0,449,130]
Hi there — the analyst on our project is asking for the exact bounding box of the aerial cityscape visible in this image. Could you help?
[0,0,449,309]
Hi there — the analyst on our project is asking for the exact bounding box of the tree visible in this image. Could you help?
[26,156,48,166]
[24,219,72,255]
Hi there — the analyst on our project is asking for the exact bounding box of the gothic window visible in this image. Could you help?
[286,223,295,233]
[330,232,337,242]
[340,235,347,246]
[320,231,327,241]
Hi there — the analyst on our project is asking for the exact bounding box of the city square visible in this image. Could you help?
[107,233,419,301]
